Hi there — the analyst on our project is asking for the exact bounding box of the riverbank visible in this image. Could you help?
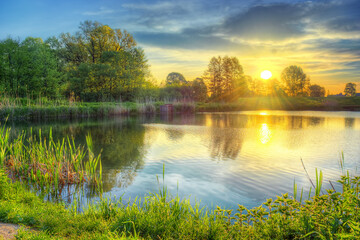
[0,126,359,239]
[0,96,360,121]
[197,96,360,112]
[1,168,360,239]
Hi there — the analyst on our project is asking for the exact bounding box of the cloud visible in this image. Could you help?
[134,31,248,51]
[82,7,114,16]
[218,3,308,41]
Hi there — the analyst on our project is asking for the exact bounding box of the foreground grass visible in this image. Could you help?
[0,166,360,239]
[0,122,359,239]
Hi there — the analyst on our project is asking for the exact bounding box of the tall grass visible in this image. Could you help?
[0,124,102,195]
[0,166,359,239]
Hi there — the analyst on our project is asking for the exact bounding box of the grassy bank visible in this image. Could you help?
[0,128,359,239]
[196,96,360,112]
[0,97,198,120]
[1,96,360,121]
[1,168,360,239]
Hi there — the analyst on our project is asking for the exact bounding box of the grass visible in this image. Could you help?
[2,96,360,121]
[0,123,102,196]
[0,114,359,238]
[0,158,360,239]
[0,97,197,120]
[196,96,360,112]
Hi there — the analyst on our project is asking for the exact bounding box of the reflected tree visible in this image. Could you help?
[345,118,355,128]
[208,115,244,160]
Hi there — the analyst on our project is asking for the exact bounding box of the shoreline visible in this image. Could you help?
[0,96,360,121]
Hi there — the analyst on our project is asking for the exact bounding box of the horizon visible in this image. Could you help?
[1,0,359,94]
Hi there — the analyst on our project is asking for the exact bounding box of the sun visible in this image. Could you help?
[261,70,272,80]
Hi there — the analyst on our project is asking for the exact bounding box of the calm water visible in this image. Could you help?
[10,111,360,210]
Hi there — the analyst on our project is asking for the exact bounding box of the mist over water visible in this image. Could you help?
[12,111,360,210]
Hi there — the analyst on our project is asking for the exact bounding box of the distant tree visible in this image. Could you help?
[281,65,309,96]
[166,72,187,85]
[222,56,244,94]
[192,78,207,102]
[309,84,325,97]
[203,56,223,99]
[344,82,356,97]
[203,56,245,100]
[249,78,265,96]
[267,78,286,96]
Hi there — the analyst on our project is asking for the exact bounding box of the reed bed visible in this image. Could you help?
[0,124,102,195]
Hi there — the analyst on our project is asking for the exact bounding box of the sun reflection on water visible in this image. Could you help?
[259,123,272,144]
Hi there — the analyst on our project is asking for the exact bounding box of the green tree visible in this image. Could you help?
[62,21,148,101]
[166,72,187,85]
[192,78,207,102]
[203,56,246,100]
[309,84,325,97]
[0,37,63,99]
[204,56,223,99]
[344,82,356,97]
[281,65,309,96]
[222,56,244,95]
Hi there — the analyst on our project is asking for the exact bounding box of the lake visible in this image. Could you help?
[10,110,360,210]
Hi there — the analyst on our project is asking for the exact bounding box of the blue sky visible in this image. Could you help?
[1,0,359,92]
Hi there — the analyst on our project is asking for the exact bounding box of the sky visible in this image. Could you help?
[1,0,359,93]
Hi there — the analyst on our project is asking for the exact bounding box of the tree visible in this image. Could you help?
[61,21,148,101]
[309,84,325,97]
[166,72,187,85]
[0,37,63,99]
[203,56,223,99]
[192,78,207,102]
[222,56,244,94]
[344,83,356,97]
[281,65,309,96]
[203,56,246,100]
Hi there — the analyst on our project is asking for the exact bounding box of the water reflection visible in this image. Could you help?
[8,111,360,211]
[259,123,271,144]
[345,118,355,128]
[209,128,244,160]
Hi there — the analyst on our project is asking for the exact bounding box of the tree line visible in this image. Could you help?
[0,21,357,102]
[0,21,150,101]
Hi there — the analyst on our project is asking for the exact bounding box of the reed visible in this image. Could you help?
[0,124,102,195]
[0,165,360,239]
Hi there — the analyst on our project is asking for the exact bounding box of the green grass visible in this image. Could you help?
[196,96,360,112]
[0,162,360,239]
[0,124,102,196]
[0,97,198,120]
[2,96,360,121]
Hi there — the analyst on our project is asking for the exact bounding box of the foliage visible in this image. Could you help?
[0,37,63,99]
[309,84,326,97]
[344,82,356,97]
[0,21,152,102]
[61,21,149,101]
[203,56,248,101]
[166,72,187,85]
[281,65,310,96]
[0,162,360,239]
[191,78,208,102]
